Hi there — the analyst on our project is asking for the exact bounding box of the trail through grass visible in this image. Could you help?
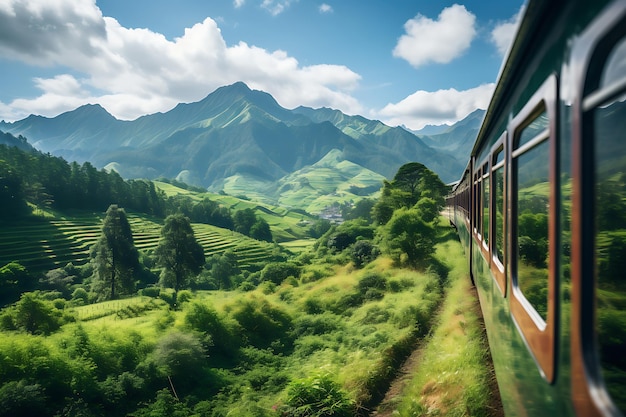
[372,237,502,417]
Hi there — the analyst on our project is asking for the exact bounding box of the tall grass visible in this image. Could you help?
[391,239,495,417]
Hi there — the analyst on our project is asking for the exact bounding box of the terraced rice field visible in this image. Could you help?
[0,212,280,273]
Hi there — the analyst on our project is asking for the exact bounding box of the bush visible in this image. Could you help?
[184,301,242,357]
[260,262,301,285]
[357,272,388,294]
[71,287,90,305]
[177,290,193,304]
[351,240,380,268]
[231,297,293,351]
[0,380,47,417]
[282,374,355,417]
[140,286,161,298]
[292,313,343,337]
[5,292,64,335]
[152,331,206,387]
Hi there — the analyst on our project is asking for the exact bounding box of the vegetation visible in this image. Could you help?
[91,205,140,300]
[0,149,499,416]
[155,214,205,306]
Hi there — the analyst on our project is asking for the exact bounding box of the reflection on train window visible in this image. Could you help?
[593,46,626,412]
[600,37,626,89]
[494,150,504,262]
[518,110,548,148]
[514,115,549,321]
[483,166,489,247]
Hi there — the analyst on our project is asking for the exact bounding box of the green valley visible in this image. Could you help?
[0,125,499,416]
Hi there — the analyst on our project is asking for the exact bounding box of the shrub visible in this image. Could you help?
[71,287,90,305]
[0,380,47,417]
[303,298,324,314]
[7,292,64,335]
[231,297,293,351]
[357,272,388,294]
[282,374,355,417]
[152,331,206,386]
[184,301,242,357]
[260,262,301,285]
[350,240,380,268]
[177,290,193,304]
[140,286,160,298]
[292,313,343,337]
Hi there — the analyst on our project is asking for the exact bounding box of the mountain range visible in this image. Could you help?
[0,82,483,211]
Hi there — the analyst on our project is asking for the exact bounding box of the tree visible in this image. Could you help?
[378,207,437,268]
[10,292,63,335]
[414,197,440,224]
[208,250,240,289]
[233,208,257,236]
[0,262,35,307]
[155,214,205,306]
[351,240,380,268]
[250,218,273,242]
[0,162,30,220]
[373,163,448,225]
[91,205,139,300]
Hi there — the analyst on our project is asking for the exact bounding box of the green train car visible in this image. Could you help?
[446,0,626,415]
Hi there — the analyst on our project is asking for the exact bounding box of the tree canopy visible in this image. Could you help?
[155,214,205,306]
[373,162,448,225]
[91,205,140,300]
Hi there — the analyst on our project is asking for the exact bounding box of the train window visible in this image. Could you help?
[591,36,626,415]
[599,37,626,89]
[493,145,505,264]
[509,74,556,383]
[491,139,506,296]
[570,4,626,414]
[483,163,489,248]
[514,110,550,321]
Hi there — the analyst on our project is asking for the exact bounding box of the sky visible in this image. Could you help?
[0,0,524,130]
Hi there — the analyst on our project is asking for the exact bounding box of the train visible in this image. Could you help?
[445,0,626,415]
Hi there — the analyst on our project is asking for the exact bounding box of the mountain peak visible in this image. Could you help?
[65,103,117,121]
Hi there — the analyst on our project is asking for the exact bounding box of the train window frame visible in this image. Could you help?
[508,73,558,383]
[491,136,506,296]
[570,1,626,415]
[482,162,490,253]
[473,164,482,239]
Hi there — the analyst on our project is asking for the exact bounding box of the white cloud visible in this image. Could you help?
[491,6,524,56]
[233,0,245,8]
[261,0,293,16]
[375,83,495,130]
[393,4,476,68]
[0,0,362,121]
[319,3,333,13]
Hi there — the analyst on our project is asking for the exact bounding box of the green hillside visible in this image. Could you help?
[154,180,318,243]
[0,211,288,274]
[274,149,383,213]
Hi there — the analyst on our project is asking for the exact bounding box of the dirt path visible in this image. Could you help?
[369,341,427,416]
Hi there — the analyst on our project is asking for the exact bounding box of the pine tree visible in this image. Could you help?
[91,205,139,300]
[155,214,205,306]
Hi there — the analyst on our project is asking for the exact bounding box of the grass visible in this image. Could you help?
[0,222,498,416]
[390,239,496,416]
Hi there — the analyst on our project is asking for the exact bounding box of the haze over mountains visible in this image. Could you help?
[0,82,483,208]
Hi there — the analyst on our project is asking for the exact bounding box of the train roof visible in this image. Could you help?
[471,0,561,157]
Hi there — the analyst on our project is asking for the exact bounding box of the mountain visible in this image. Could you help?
[0,83,473,208]
[417,109,485,160]
[408,123,451,136]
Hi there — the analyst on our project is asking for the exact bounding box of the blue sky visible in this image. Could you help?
[0,0,524,130]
